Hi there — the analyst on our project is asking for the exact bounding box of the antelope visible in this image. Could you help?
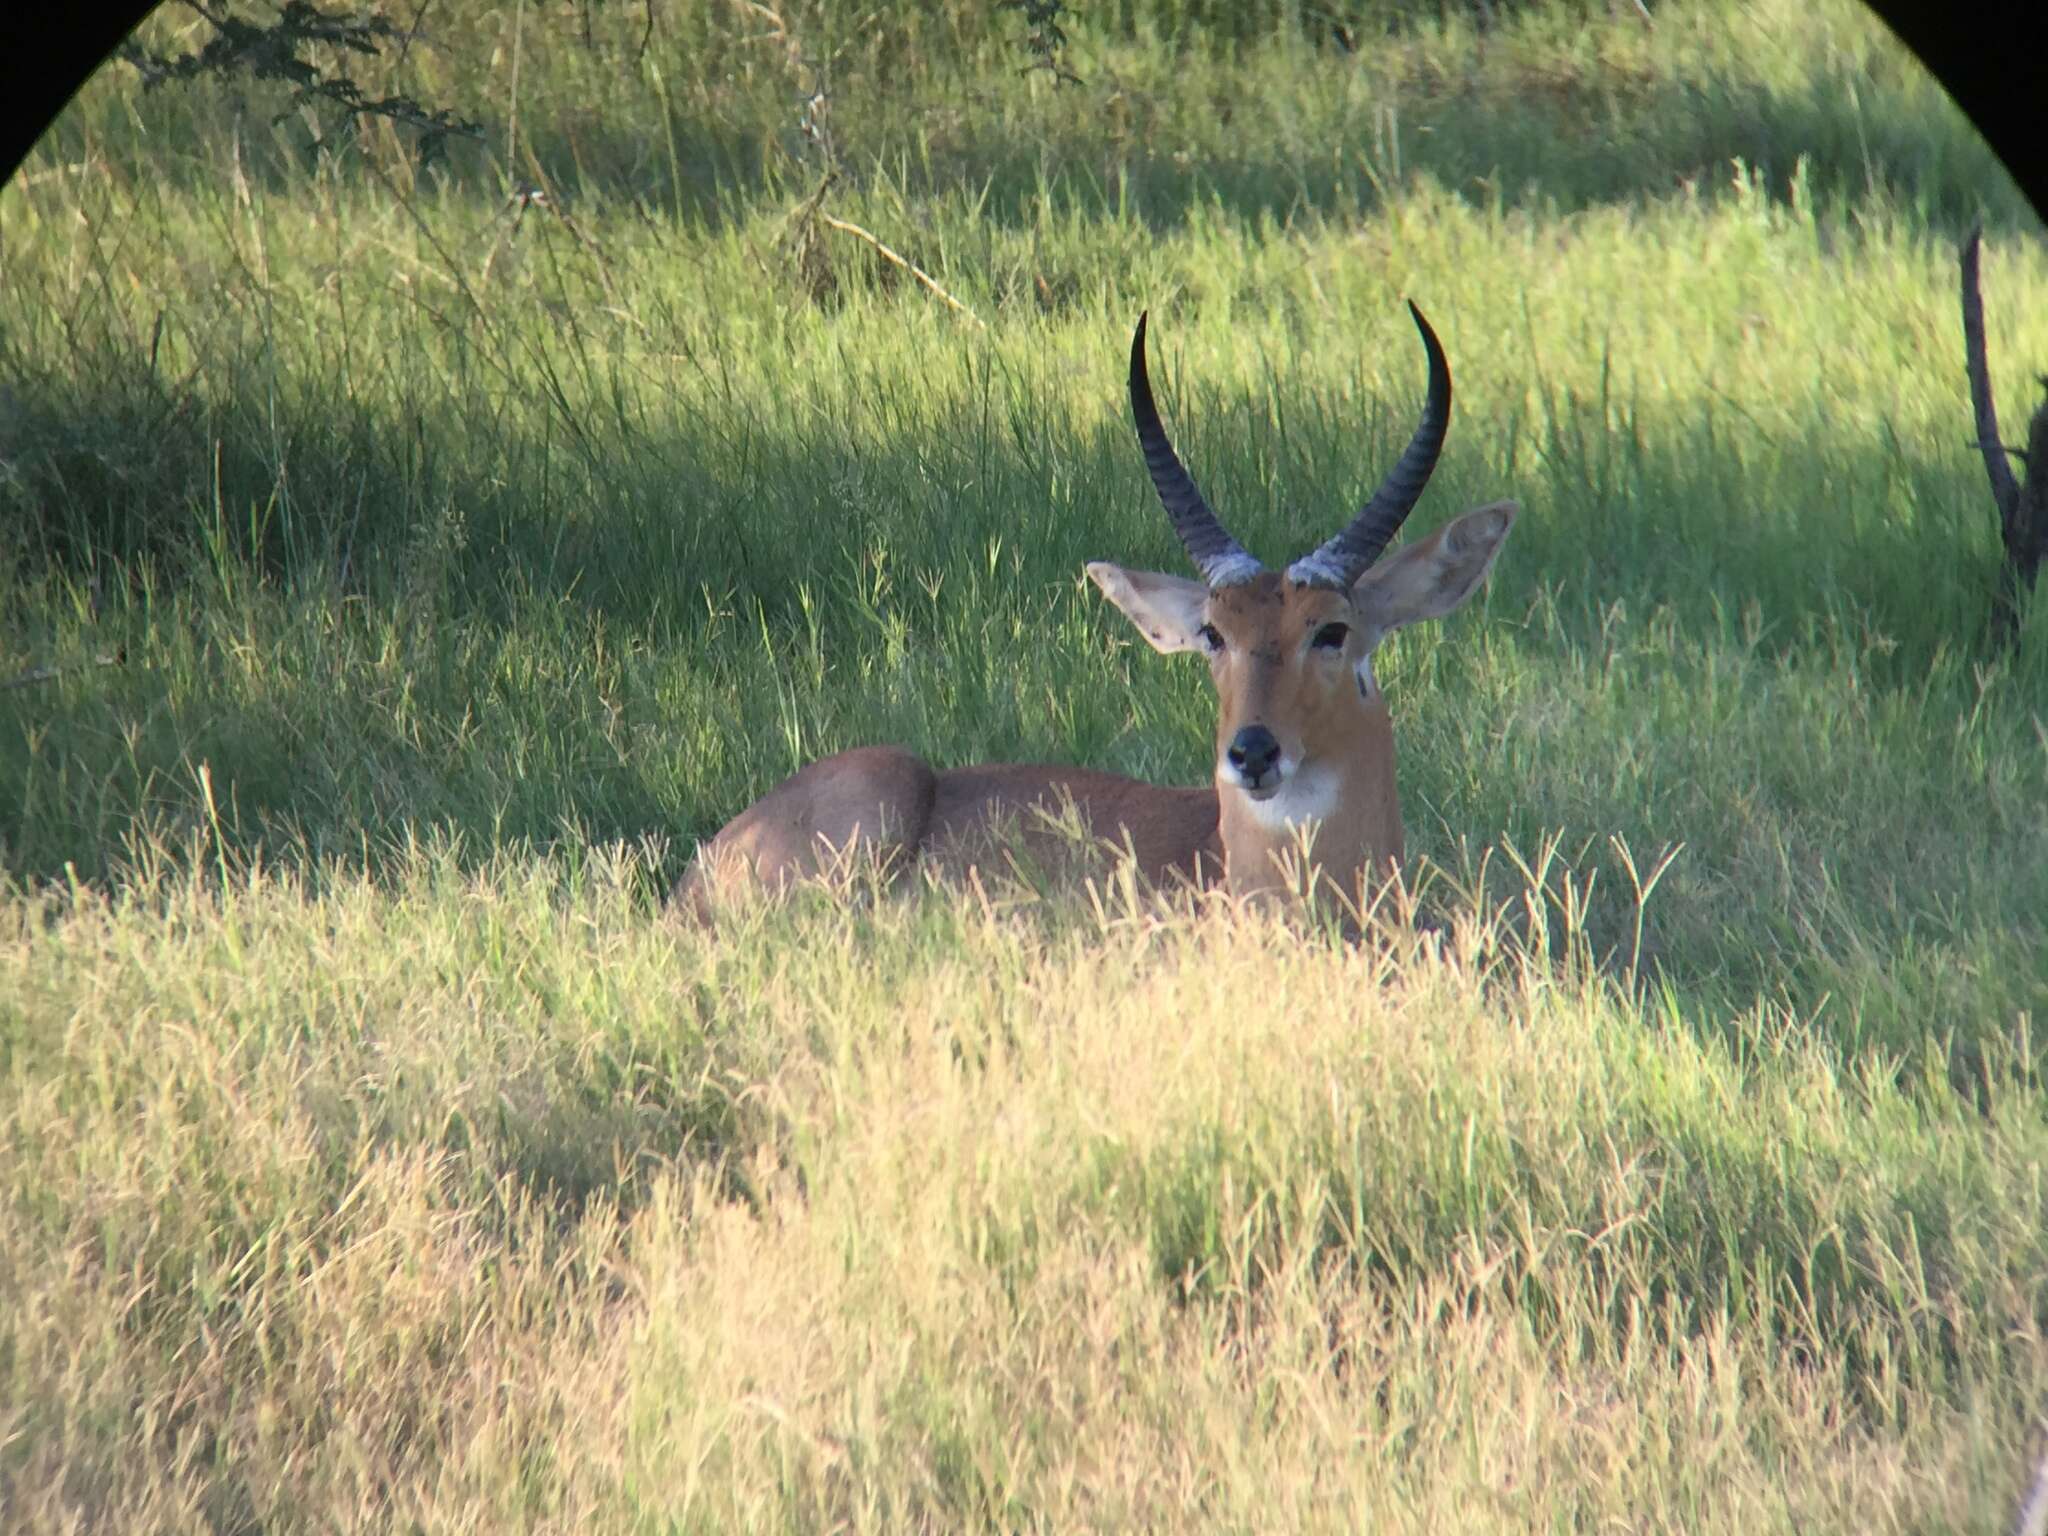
[672,302,1517,918]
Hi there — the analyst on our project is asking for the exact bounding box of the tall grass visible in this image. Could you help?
[6,849,2047,1529]
[3,0,2047,1527]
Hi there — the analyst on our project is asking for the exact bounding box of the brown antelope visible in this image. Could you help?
[672,303,1517,918]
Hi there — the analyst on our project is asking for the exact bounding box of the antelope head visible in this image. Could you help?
[1088,303,1518,897]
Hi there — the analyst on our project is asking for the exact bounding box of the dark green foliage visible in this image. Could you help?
[119,0,482,163]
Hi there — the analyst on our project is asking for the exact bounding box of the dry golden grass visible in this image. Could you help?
[5,845,2043,1531]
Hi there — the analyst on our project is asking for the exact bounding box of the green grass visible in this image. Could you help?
[4,0,2048,1527]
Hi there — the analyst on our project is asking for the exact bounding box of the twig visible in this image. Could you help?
[2,652,123,693]
[725,0,808,86]
[818,214,986,328]
[783,169,840,240]
[516,182,619,302]
[1966,439,2031,462]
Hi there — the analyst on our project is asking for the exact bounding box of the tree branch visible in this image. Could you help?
[1962,222,2022,526]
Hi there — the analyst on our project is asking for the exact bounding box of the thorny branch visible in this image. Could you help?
[121,1,482,163]
[1001,0,1083,85]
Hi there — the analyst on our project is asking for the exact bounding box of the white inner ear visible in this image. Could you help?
[1085,561,1211,655]
[1353,651,1382,700]
[1351,621,1391,700]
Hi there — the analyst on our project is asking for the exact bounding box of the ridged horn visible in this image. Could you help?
[1285,300,1451,590]
[1129,312,1263,588]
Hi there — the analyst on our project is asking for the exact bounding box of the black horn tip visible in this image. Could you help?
[1405,299,1447,367]
[1280,298,1454,589]
[1129,313,1164,427]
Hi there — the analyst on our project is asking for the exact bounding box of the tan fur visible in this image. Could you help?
[673,500,1516,921]
[673,748,1220,919]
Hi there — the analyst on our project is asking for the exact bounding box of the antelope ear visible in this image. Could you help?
[1086,562,1211,654]
[1352,500,1517,634]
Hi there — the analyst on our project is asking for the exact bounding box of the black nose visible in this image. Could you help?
[1227,725,1281,784]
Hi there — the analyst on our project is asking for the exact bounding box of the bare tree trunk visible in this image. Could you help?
[2011,408,2048,642]
[1960,223,2048,649]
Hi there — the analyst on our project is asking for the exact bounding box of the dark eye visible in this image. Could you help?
[1311,622,1350,651]
[1198,623,1225,653]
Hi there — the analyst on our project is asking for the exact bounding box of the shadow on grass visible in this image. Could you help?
[6,347,2015,669]
[5,363,2044,1079]
[34,5,2038,245]
[1119,1057,2021,1410]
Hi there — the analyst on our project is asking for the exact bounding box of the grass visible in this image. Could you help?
[4,0,2048,1527]
[7,850,2048,1529]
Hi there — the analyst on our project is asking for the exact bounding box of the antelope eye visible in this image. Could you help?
[1198,623,1225,653]
[1311,622,1351,651]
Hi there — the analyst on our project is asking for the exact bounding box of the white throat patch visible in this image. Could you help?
[1234,762,1342,831]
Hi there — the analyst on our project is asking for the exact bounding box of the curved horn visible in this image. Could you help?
[1129,313,1263,588]
[1285,300,1451,590]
